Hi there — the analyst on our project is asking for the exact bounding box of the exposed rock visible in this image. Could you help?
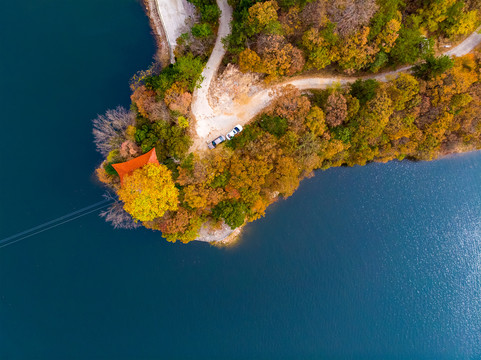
[209,64,263,111]
[196,220,235,242]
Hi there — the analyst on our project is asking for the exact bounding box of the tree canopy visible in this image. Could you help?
[118,163,179,222]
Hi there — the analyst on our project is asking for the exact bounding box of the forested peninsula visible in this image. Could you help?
[94,0,481,243]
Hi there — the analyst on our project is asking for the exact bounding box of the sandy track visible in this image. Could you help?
[445,28,481,57]
[189,0,481,150]
[191,0,233,143]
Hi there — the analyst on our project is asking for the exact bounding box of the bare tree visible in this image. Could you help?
[99,201,140,230]
[255,34,286,55]
[301,0,327,29]
[92,106,136,156]
[325,92,348,127]
[326,0,378,37]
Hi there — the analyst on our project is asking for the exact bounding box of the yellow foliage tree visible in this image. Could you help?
[338,26,379,72]
[389,73,420,111]
[305,105,327,136]
[183,184,209,209]
[302,28,339,70]
[446,9,478,37]
[239,48,262,73]
[247,0,279,34]
[376,18,401,53]
[419,0,456,33]
[118,163,179,222]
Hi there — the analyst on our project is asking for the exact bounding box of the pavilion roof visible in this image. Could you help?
[112,148,159,185]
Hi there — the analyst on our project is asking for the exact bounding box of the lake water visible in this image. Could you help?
[1,0,481,358]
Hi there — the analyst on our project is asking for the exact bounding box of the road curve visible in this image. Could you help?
[189,0,481,148]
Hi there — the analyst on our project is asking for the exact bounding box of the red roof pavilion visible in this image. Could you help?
[112,148,159,185]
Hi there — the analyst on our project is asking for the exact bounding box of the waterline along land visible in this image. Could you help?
[94,0,481,243]
[4,0,481,358]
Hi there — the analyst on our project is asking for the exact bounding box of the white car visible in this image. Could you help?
[226,125,243,140]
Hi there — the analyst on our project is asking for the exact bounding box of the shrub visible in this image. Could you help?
[104,162,119,176]
[178,116,189,128]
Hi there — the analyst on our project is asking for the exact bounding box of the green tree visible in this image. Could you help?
[259,114,288,137]
[413,55,455,80]
[192,23,213,38]
[350,79,379,105]
[145,54,204,95]
[369,51,389,73]
[390,17,433,65]
[187,0,220,24]
[135,121,192,160]
[174,54,205,91]
[212,200,248,229]
[201,4,220,23]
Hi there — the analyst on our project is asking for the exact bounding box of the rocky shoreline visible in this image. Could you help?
[143,0,170,67]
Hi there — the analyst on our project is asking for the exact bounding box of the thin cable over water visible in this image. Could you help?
[0,200,114,249]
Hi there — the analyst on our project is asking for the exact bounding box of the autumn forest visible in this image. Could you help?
[94,0,481,242]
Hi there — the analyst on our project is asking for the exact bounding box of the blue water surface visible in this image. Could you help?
[1,0,481,359]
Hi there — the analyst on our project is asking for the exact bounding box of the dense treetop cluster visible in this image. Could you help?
[229,0,479,77]
[94,0,481,242]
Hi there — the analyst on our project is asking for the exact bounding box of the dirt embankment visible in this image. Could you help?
[143,0,170,67]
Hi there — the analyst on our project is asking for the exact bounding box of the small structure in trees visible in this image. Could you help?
[112,148,159,185]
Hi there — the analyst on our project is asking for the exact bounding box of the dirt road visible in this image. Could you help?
[191,0,233,142]
[189,0,481,150]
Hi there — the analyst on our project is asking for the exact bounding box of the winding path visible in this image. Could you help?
[190,0,481,149]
